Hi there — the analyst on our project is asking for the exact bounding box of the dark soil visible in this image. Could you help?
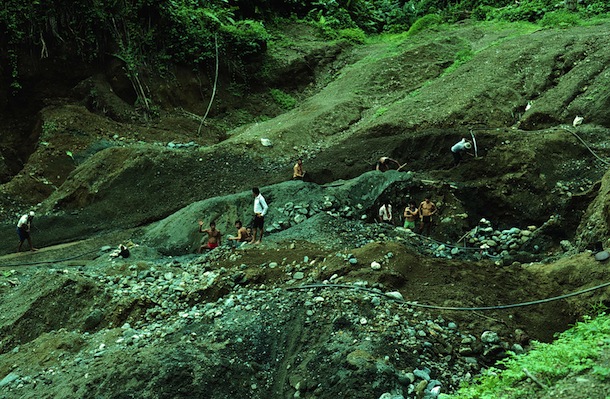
[1,20,610,399]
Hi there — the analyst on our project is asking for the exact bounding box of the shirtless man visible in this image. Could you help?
[197,221,222,253]
[375,157,402,172]
[418,197,437,236]
[403,201,419,230]
[293,158,305,180]
[227,220,251,248]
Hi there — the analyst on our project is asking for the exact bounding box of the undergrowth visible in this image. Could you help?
[444,313,610,399]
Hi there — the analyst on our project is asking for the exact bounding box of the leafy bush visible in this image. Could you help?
[220,20,271,59]
[407,14,443,35]
[539,10,581,27]
[270,89,297,110]
[582,1,610,16]
[490,0,553,22]
[471,5,497,21]
[446,314,610,399]
[339,27,367,43]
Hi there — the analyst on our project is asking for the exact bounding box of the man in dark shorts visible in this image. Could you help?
[197,221,222,253]
[251,187,268,244]
[418,197,437,236]
[17,211,38,252]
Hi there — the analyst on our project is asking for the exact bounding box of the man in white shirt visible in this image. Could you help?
[17,211,38,252]
[251,187,269,244]
[378,202,393,225]
[451,138,473,167]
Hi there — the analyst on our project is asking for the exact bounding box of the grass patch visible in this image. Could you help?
[539,10,582,28]
[338,27,367,44]
[407,14,443,36]
[443,313,610,399]
[372,107,388,119]
[443,48,474,76]
[270,89,297,110]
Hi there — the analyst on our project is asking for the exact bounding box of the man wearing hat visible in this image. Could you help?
[451,138,473,167]
[17,211,38,252]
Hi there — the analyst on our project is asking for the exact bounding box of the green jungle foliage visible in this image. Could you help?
[444,313,610,399]
[406,14,443,35]
[1,0,609,92]
[270,88,297,110]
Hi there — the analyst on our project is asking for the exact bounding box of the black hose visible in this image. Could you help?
[286,282,610,311]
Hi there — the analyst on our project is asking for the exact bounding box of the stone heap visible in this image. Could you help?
[426,218,538,260]
[266,196,364,234]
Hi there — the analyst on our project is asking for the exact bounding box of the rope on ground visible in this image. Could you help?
[0,249,101,268]
[563,126,610,166]
[286,281,610,311]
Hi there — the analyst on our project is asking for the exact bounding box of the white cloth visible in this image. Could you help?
[379,204,392,222]
[17,214,30,228]
[451,138,468,153]
[253,194,268,216]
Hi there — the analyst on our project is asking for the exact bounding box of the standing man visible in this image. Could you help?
[251,187,268,244]
[378,201,393,225]
[450,138,473,167]
[418,197,437,236]
[17,211,38,252]
[197,221,222,253]
[293,158,305,180]
[403,201,419,230]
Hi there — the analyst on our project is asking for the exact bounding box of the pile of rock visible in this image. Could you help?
[416,218,538,261]
[166,141,198,149]
[465,218,536,256]
[266,201,319,233]
[266,197,365,234]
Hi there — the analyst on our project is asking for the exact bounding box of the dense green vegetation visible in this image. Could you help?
[1,0,608,66]
[444,313,610,399]
[0,0,608,100]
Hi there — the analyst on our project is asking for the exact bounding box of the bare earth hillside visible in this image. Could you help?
[1,20,610,399]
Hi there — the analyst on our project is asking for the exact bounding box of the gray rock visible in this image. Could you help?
[294,214,307,224]
[413,368,430,381]
[83,309,104,331]
[385,291,404,300]
[397,371,415,386]
[481,330,500,344]
[0,372,19,387]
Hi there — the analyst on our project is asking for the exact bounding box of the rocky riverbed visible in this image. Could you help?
[0,240,535,399]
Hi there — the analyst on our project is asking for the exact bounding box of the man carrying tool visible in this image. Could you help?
[17,211,38,252]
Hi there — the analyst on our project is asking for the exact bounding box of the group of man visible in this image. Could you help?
[378,197,437,236]
[197,186,268,253]
[197,138,471,252]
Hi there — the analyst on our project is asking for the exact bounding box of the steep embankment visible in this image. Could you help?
[2,22,610,254]
[1,19,610,399]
